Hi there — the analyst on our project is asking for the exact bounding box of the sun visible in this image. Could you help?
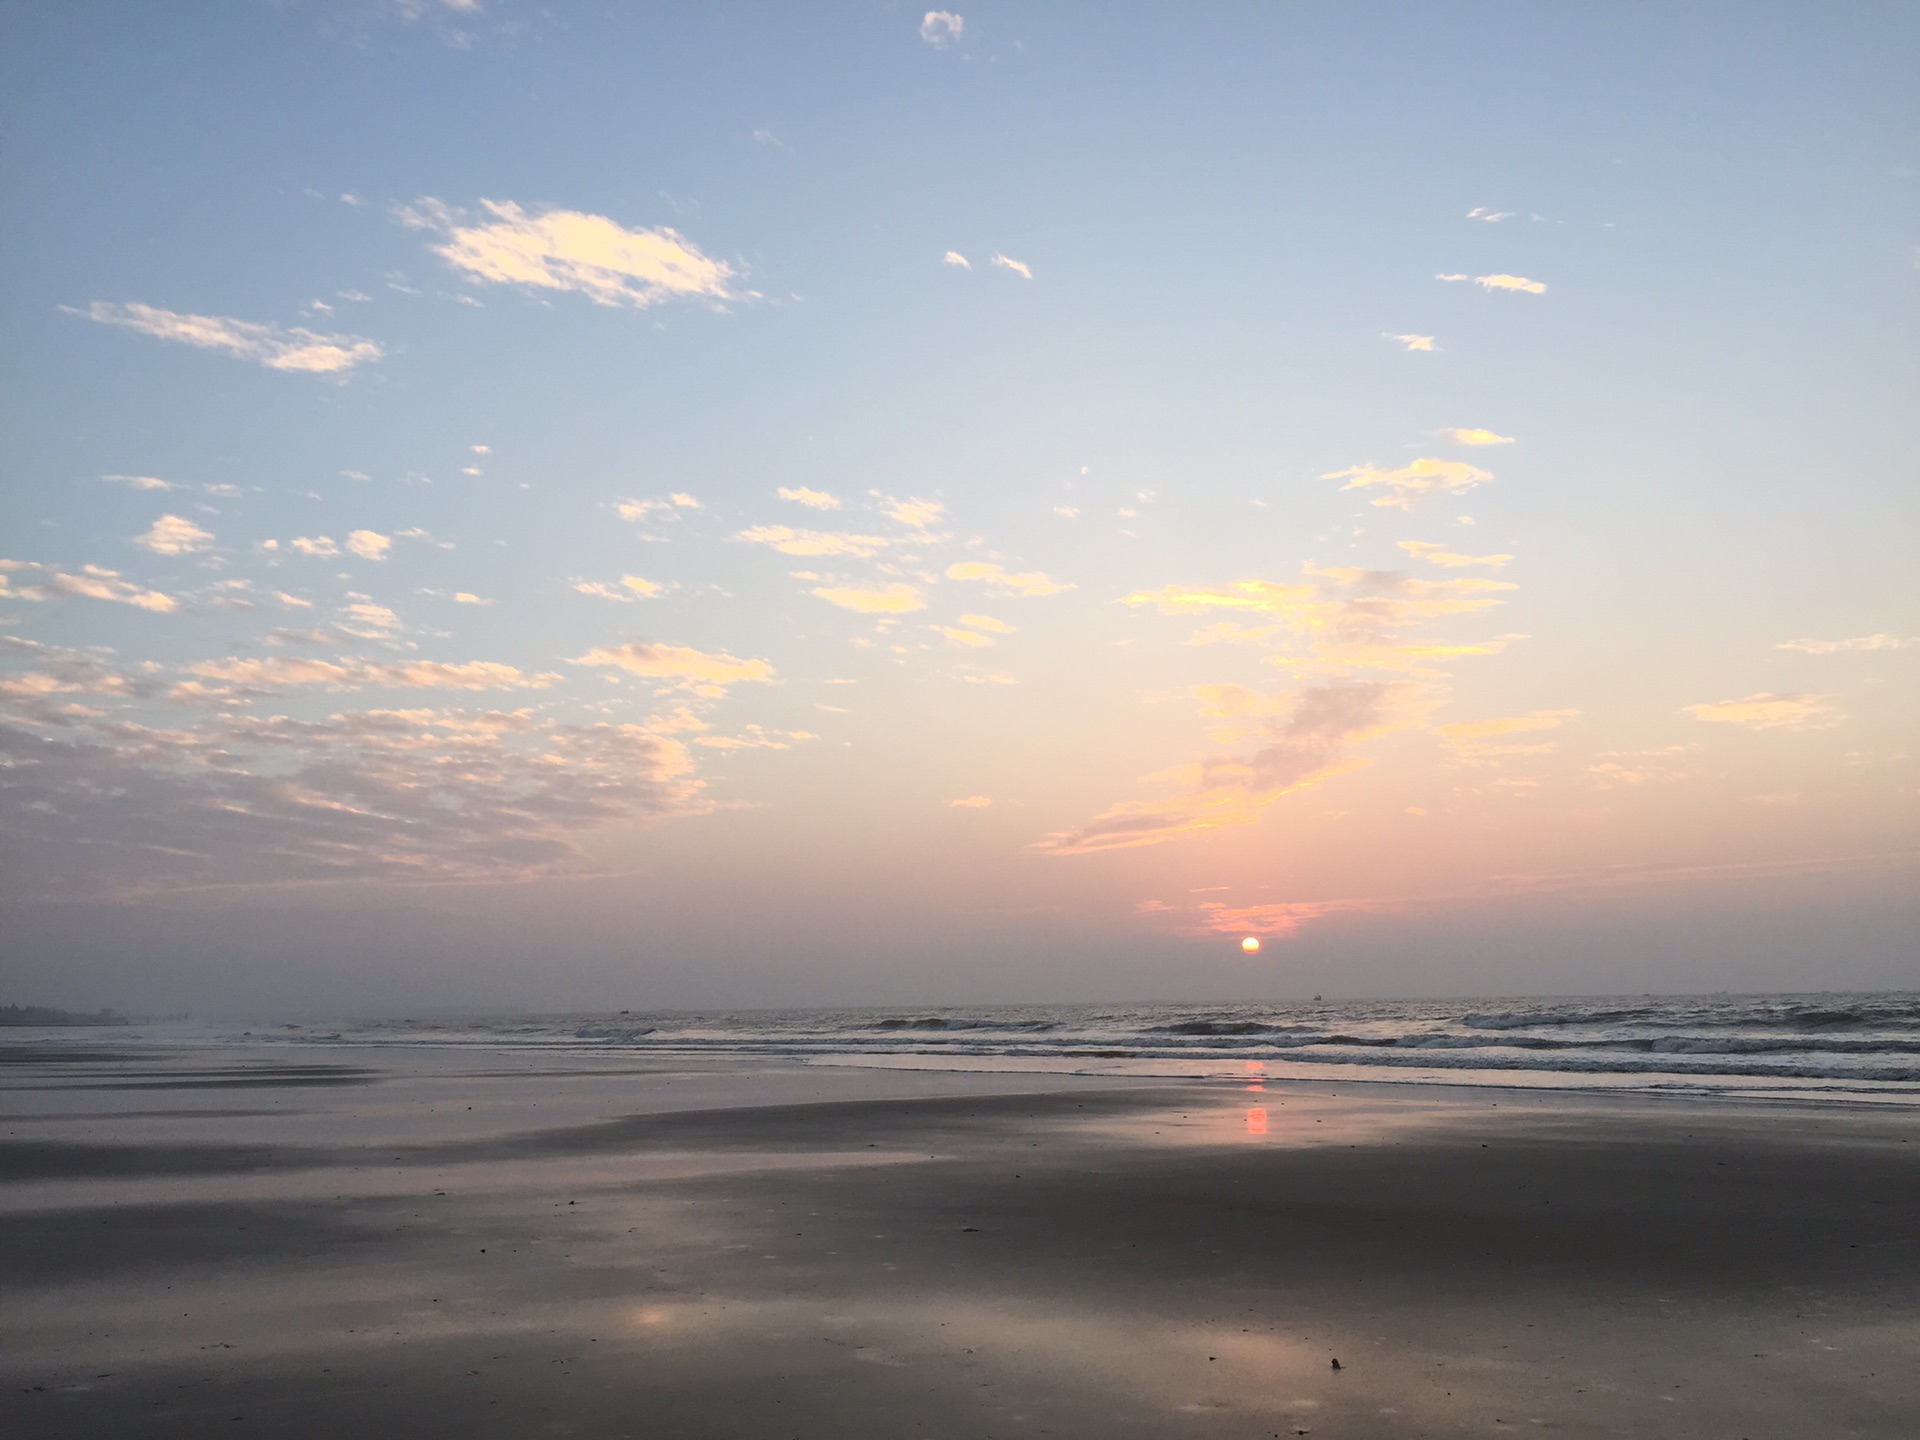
[1240,935,1261,954]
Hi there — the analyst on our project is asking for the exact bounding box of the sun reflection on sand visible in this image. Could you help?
[1246,1107,1268,1135]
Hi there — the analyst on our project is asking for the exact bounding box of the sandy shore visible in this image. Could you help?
[3,1040,1916,1438]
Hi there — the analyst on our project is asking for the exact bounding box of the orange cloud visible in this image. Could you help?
[735,525,889,558]
[571,641,775,692]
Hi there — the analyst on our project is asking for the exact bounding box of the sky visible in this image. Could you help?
[1,2,1916,1015]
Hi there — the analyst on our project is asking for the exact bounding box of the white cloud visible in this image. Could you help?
[991,253,1033,280]
[571,641,774,693]
[945,561,1070,597]
[622,575,664,598]
[1440,427,1514,445]
[103,474,175,492]
[454,592,492,606]
[1466,207,1515,222]
[1775,634,1907,654]
[1474,273,1546,294]
[74,302,383,374]
[1682,692,1842,730]
[347,529,392,560]
[135,514,214,556]
[1390,334,1435,351]
[734,525,889,558]
[0,559,177,612]
[1323,457,1492,511]
[778,486,841,510]
[290,536,340,558]
[412,198,738,309]
[943,251,971,269]
[670,492,702,509]
[920,10,964,46]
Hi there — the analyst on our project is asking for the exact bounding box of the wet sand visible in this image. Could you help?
[3,1041,1917,1438]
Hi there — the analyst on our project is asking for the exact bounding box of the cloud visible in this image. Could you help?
[0,703,708,896]
[1390,334,1435,351]
[1398,540,1512,568]
[1474,273,1546,294]
[939,626,994,647]
[1440,428,1514,445]
[943,251,971,269]
[887,497,945,529]
[574,576,665,602]
[1466,207,1515,223]
[948,795,993,808]
[778,486,841,510]
[1436,710,1578,743]
[1034,685,1398,855]
[735,525,889,558]
[0,559,177,612]
[945,561,1070,597]
[991,254,1033,280]
[958,613,1014,634]
[1436,273,1469,282]
[412,198,737,308]
[454,592,491,606]
[571,641,774,693]
[290,536,341,558]
[1775,634,1907,654]
[1682,692,1842,730]
[74,302,383,374]
[188,656,562,692]
[1197,897,1382,938]
[812,583,926,614]
[103,474,175,492]
[920,10,963,46]
[134,514,214,556]
[346,529,391,560]
[622,575,664,598]
[1323,457,1492,510]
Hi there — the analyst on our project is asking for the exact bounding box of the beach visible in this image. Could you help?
[4,1039,1917,1438]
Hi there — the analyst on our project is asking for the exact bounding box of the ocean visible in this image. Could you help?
[70,991,1918,1103]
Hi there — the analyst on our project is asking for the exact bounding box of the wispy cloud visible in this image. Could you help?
[945,561,1070,596]
[1033,685,1401,855]
[948,795,993,808]
[958,613,1014,634]
[943,251,971,269]
[1389,334,1435,351]
[1440,427,1514,445]
[939,626,995,647]
[920,10,964,47]
[74,302,384,374]
[991,253,1034,280]
[886,497,945,529]
[134,514,214,556]
[1398,540,1512,568]
[777,486,841,510]
[811,582,926,614]
[571,641,774,694]
[1323,457,1492,510]
[1198,897,1383,938]
[1465,207,1515,223]
[574,575,665,602]
[1682,692,1842,730]
[1438,708,1578,760]
[188,656,561,692]
[735,525,889,558]
[408,198,738,308]
[1775,634,1908,654]
[1475,273,1546,294]
[103,474,175,492]
[0,559,177,612]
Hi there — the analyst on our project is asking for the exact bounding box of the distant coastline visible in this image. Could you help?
[0,1004,128,1027]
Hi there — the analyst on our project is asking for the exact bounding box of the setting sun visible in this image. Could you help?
[1241,936,1261,954]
